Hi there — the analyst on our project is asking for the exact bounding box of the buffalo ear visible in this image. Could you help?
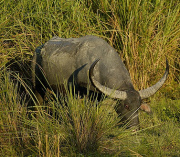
[140,103,152,114]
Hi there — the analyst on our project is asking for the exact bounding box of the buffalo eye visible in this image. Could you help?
[124,104,130,110]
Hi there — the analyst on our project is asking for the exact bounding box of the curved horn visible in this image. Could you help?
[89,59,127,100]
[139,59,169,99]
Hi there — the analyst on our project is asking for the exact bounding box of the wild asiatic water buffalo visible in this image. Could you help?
[32,35,169,129]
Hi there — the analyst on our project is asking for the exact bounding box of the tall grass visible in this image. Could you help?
[1,0,179,98]
[87,0,180,96]
[1,71,179,156]
[0,0,180,156]
[0,70,123,156]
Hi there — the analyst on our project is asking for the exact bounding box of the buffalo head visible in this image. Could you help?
[89,59,169,129]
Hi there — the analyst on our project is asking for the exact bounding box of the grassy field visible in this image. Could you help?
[0,0,180,156]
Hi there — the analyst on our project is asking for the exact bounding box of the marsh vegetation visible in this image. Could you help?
[0,0,180,156]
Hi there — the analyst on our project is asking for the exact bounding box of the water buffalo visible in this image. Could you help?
[32,35,169,129]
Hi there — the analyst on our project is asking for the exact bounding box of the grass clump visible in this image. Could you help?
[1,70,179,156]
[0,70,122,156]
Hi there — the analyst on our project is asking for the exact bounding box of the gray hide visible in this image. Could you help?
[32,35,169,129]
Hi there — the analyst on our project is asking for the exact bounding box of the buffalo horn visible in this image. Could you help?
[89,59,127,100]
[139,59,169,99]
